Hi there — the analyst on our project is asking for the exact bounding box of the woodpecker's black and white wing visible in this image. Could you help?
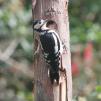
[39,30,63,84]
[40,30,62,59]
[48,30,63,54]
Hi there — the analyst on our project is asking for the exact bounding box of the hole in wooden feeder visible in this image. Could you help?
[46,20,57,30]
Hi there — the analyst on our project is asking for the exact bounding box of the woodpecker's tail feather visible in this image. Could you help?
[47,53,60,84]
[49,70,59,84]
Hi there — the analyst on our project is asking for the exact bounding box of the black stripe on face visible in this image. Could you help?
[32,20,39,26]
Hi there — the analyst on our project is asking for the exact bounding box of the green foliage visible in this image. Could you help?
[69,0,101,44]
[0,0,33,62]
[0,0,33,101]
[0,0,101,101]
[87,86,101,101]
[96,85,101,93]
[70,0,101,101]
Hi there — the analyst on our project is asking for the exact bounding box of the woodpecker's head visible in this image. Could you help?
[33,19,47,31]
[33,19,57,33]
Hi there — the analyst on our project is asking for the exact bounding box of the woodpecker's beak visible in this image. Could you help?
[32,20,38,26]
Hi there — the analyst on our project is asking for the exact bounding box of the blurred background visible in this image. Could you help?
[0,0,101,101]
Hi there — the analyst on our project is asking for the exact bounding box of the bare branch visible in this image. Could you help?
[0,53,33,78]
[1,39,19,60]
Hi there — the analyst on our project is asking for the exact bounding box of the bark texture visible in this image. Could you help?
[32,0,72,101]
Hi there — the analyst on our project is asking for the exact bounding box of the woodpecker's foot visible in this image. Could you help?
[59,68,67,83]
[59,68,65,72]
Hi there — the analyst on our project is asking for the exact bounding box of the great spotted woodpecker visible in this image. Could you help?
[33,19,63,84]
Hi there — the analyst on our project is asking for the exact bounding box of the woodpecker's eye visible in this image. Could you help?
[39,21,41,24]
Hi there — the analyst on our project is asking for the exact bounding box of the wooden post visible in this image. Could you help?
[32,0,72,101]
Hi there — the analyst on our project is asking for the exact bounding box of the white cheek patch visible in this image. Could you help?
[34,20,45,29]
[41,19,46,25]
[34,24,41,29]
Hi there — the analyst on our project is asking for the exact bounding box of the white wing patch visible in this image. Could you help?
[52,34,58,53]
[48,30,63,54]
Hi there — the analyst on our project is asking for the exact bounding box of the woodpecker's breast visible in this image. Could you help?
[39,31,61,68]
[40,32,59,54]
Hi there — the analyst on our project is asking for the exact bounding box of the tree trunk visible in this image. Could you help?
[32,0,72,101]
